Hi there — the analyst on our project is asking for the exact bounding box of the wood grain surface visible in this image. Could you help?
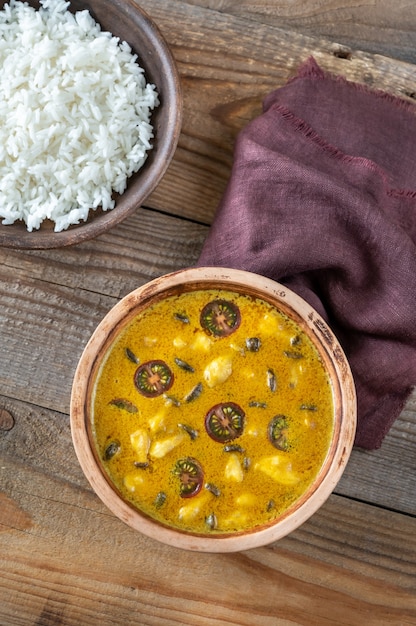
[0,1,415,624]
[184,0,416,65]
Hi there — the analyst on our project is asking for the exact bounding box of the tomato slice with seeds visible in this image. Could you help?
[200,300,241,337]
[173,458,204,498]
[268,414,289,451]
[205,402,245,442]
[134,360,173,397]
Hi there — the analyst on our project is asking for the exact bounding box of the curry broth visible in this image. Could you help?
[91,289,334,534]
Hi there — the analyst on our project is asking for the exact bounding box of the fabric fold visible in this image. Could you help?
[198,57,416,449]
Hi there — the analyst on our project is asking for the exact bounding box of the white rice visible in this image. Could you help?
[0,0,159,232]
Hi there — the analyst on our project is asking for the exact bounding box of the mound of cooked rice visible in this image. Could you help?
[0,0,159,232]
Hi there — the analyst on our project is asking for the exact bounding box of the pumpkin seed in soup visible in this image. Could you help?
[91,289,334,534]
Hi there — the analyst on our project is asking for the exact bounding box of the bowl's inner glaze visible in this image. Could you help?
[88,286,336,536]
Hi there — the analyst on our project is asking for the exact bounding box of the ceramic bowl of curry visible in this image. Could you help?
[70,267,356,552]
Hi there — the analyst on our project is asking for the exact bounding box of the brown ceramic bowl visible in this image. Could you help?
[0,0,182,249]
[70,267,357,552]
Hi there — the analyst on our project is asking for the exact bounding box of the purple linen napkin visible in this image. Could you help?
[198,57,416,449]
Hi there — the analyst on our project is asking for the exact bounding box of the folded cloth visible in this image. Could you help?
[198,56,416,449]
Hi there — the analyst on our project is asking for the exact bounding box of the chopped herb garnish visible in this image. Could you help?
[174,357,194,373]
[267,368,277,392]
[104,440,120,461]
[184,382,203,403]
[125,347,140,364]
[179,423,199,440]
[109,398,138,413]
[245,337,261,352]
[284,351,303,359]
[174,312,190,324]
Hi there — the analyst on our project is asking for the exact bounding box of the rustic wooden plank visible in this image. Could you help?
[182,0,416,65]
[1,207,207,298]
[134,0,416,225]
[0,398,414,626]
[338,388,416,515]
[0,268,114,414]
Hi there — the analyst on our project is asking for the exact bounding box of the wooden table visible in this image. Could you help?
[1,1,415,624]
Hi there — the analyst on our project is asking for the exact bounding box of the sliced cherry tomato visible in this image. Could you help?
[173,457,204,498]
[205,402,245,442]
[134,360,173,397]
[268,414,289,451]
[200,300,241,337]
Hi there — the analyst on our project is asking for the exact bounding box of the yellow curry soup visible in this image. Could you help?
[91,289,334,534]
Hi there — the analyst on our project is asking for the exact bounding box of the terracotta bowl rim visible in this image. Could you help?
[70,267,357,552]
